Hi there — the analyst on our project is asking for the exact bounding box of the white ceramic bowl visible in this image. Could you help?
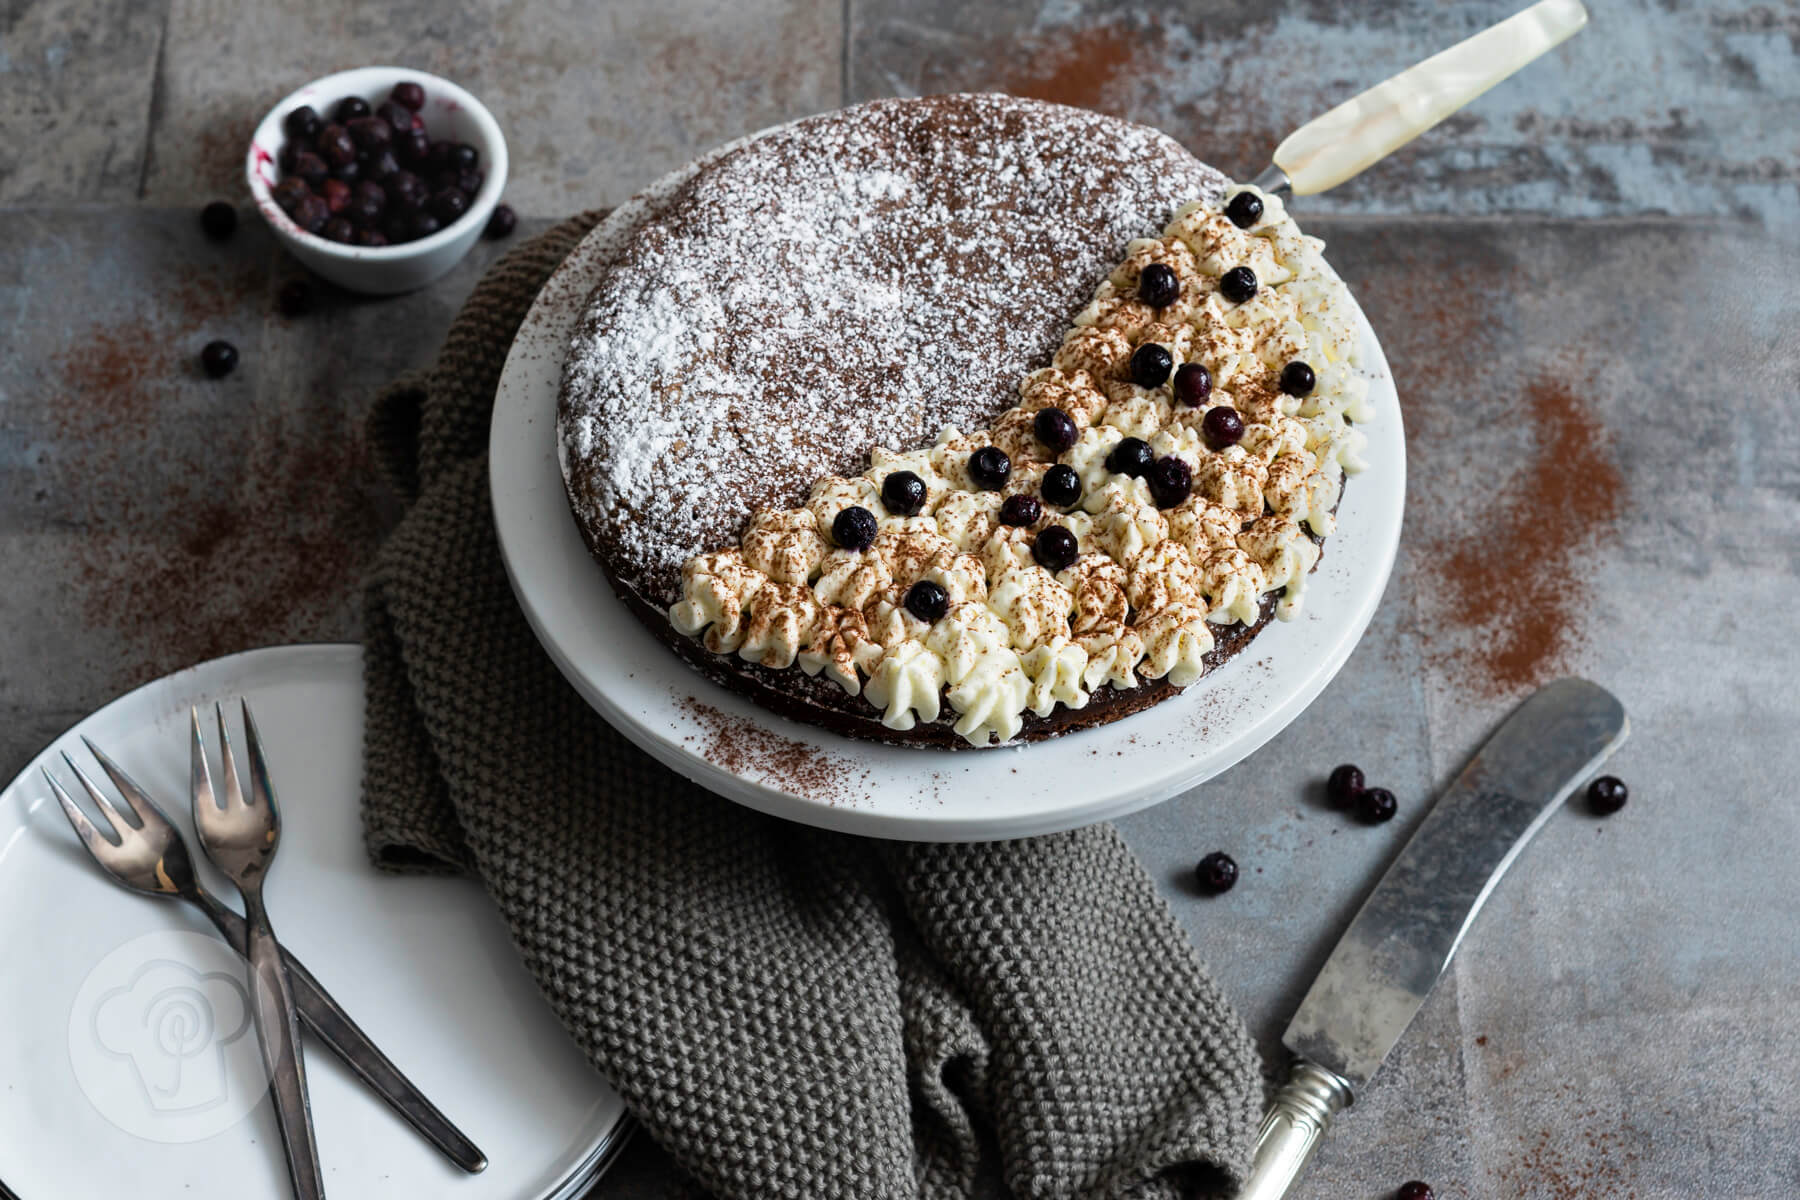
[246,66,509,295]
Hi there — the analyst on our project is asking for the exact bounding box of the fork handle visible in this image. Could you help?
[200,896,487,1173]
[244,899,327,1200]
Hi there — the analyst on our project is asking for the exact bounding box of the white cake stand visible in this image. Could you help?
[489,145,1405,842]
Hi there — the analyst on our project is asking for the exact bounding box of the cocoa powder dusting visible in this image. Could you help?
[1487,1084,1642,1199]
[1423,373,1623,696]
[678,697,869,805]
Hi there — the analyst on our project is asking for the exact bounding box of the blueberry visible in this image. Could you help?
[1280,361,1316,397]
[291,193,330,234]
[1394,1184,1433,1200]
[1106,436,1153,478]
[882,470,927,516]
[969,446,1010,490]
[322,216,355,243]
[347,180,387,226]
[276,279,312,318]
[375,100,415,134]
[1173,362,1212,407]
[315,123,357,168]
[270,177,311,215]
[1195,851,1238,895]
[999,494,1042,527]
[199,200,237,240]
[385,170,429,212]
[291,150,329,189]
[333,95,372,123]
[347,115,393,153]
[1129,343,1173,388]
[1032,525,1078,572]
[1587,775,1628,816]
[353,228,390,247]
[320,177,351,214]
[277,142,300,174]
[1224,191,1264,229]
[447,142,480,171]
[430,188,469,224]
[199,340,238,378]
[394,126,431,166]
[485,203,517,240]
[425,139,455,173]
[1219,266,1258,304]
[832,505,878,551]
[1201,405,1245,450]
[389,81,427,111]
[1148,456,1192,509]
[905,580,949,623]
[329,156,361,183]
[1137,262,1180,308]
[410,211,442,239]
[1357,787,1398,825]
[1326,764,1365,809]
[381,214,414,244]
[364,148,401,181]
[283,105,322,142]
[1033,407,1078,453]
[1041,464,1081,508]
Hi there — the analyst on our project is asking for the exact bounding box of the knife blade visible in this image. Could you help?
[1239,677,1629,1199]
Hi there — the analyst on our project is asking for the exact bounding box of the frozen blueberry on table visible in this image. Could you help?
[1280,361,1316,397]
[389,81,426,111]
[1129,342,1173,388]
[1357,788,1398,824]
[1173,362,1211,407]
[1041,464,1081,508]
[1106,436,1153,479]
[1148,456,1192,509]
[1219,266,1258,304]
[1137,262,1179,308]
[430,188,469,224]
[969,446,1010,490]
[999,495,1042,527]
[199,201,237,240]
[1201,405,1244,450]
[485,204,517,240]
[1033,407,1078,453]
[1587,775,1628,816]
[283,104,322,141]
[881,470,927,516]
[1394,1183,1433,1200]
[1032,526,1078,572]
[1224,191,1263,229]
[199,340,238,378]
[904,580,949,623]
[276,279,312,318]
[1195,852,1238,895]
[1326,764,1365,809]
[832,505,878,551]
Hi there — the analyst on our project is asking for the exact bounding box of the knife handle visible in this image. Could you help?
[1237,1060,1355,1200]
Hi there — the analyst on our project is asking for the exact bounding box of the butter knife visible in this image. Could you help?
[1240,677,1629,1198]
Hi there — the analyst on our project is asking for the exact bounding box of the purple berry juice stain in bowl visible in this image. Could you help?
[247,66,509,295]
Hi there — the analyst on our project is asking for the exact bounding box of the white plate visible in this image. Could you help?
[0,645,629,1199]
[490,147,1405,842]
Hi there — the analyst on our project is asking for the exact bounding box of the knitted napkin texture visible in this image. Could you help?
[360,214,1262,1200]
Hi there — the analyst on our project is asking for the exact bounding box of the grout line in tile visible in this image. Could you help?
[136,2,173,201]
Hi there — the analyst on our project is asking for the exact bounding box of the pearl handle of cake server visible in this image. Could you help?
[1236,1059,1355,1200]
[1262,0,1588,196]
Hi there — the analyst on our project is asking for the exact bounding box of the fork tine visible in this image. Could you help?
[241,699,277,816]
[190,706,217,813]
[43,767,120,852]
[83,736,170,831]
[60,752,133,841]
[214,701,246,810]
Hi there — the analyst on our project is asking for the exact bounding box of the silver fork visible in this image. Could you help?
[188,701,324,1198]
[45,743,487,1174]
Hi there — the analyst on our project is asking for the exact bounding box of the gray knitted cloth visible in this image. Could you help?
[360,214,1261,1200]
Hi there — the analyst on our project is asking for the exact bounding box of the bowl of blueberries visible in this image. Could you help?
[247,66,510,294]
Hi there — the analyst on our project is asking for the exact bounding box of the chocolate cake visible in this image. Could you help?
[558,94,1374,748]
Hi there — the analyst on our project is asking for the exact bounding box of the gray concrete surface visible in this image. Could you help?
[2,1,1797,1197]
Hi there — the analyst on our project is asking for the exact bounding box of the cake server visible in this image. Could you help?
[1248,0,1589,197]
[1239,677,1628,1199]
